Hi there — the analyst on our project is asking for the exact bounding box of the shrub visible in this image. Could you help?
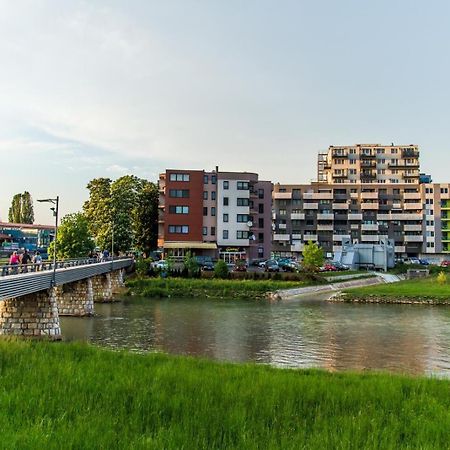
[183,252,200,278]
[437,272,447,285]
[214,260,229,279]
[135,257,152,277]
[302,241,324,272]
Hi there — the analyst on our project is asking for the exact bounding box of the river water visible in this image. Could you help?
[60,296,450,377]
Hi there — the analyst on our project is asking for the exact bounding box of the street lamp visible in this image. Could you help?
[37,196,59,287]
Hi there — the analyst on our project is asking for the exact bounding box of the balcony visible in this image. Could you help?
[303,192,333,200]
[332,203,349,210]
[333,171,348,178]
[361,192,378,199]
[303,235,318,242]
[278,223,287,230]
[404,225,422,232]
[360,152,376,159]
[404,235,424,243]
[360,235,380,242]
[391,213,423,221]
[273,192,292,200]
[292,234,302,240]
[361,202,379,210]
[403,171,420,178]
[317,213,334,220]
[402,149,420,158]
[395,246,406,253]
[303,203,319,209]
[361,224,379,231]
[291,242,304,252]
[291,213,305,220]
[404,202,423,210]
[377,214,391,220]
[333,234,351,241]
[317,224,334,231]
[273,234,290,241]
[348,213,363,220]
[360,161,376,168]
[403,192,421,200]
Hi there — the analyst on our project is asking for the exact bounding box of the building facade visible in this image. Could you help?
[158,169,272,263]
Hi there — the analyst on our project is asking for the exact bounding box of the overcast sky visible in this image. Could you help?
[0,0,449,223]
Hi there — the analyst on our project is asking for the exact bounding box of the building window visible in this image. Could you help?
[203,191,208,200]
[258,218,264,228]
[211,227,216,236]
[169,205,189,214]
[236,230,249,239]
[279,209,287,216]
[168,225,189,234]
[223,181,229,190]
[237,198,249,206]
[237,181,249,190]
[223,230,229,239]
[169,173,190,182]
[211,175,217,185]
[258,189,264,199]
[169,189,189,198]
[223,213,229,222]
[258,233,264,243]
[223,197,229,206]
[202,227,208,236]
[258,204,264,214]
[203,207,208,216]
[237,214,248,223]
[204,175,209,184]
[211,207,216,216]
[211,191,216,201]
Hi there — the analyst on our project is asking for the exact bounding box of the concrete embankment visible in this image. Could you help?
[271,275,393,301]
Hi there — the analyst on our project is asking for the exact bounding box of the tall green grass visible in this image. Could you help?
[126,277,312,299]
[344,276,450,302]
[0,340,449,449]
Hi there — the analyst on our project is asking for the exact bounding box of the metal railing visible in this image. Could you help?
[0,257,134,301]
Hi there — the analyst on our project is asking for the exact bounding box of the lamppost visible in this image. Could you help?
[111,221,114,270]
[37,196,59,287]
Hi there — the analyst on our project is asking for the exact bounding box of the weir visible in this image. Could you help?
[0,258,132,339]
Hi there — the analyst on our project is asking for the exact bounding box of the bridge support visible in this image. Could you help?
[92,270,124,302]
[0,289,61,339]
[55,278,94,316]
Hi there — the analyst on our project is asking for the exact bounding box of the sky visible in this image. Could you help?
[0,0,449,224]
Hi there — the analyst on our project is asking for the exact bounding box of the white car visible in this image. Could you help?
[151,260,168,270]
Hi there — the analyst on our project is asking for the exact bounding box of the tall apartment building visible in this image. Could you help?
[273,144,423,259]
[421,183,450,256]
[318,144,420,184]
[158,169,272,263]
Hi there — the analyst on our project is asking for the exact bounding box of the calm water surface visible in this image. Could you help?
[60,296,450,377]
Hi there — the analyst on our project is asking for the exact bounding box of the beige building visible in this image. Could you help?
[318,144,420,185]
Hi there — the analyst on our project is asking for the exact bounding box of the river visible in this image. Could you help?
[60,295,450,377]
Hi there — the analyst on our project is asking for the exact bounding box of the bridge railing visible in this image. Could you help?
[0,256,133,278]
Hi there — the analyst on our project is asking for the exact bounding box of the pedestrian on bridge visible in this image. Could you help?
[9,251,20,275]
[21,250,32,273]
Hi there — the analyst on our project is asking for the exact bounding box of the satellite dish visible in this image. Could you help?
[247,221,253,227]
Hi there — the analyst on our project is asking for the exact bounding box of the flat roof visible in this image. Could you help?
[0,222,55,231]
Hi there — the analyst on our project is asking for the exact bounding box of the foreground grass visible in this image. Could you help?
[343,276,450,303]
[0,341,449,449]
[126,277,313,299]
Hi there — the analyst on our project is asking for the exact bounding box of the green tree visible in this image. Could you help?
[183,251,200,278]
[302,241,324,272]
[48,213,94,259]
[214,259,229,279]
[8,191,34,223]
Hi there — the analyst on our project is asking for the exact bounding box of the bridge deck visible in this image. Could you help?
[0,259,133,301]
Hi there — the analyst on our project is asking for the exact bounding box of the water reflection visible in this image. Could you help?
[60,296,450,376]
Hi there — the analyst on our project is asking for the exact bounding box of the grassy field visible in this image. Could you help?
[343,275,450,303]
[126,277,316,299]
[0,340,449,449]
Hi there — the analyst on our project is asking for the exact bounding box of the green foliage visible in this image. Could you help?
[183,251,200,278]
[135,257,152,277]
[48,213,94,259]
[8,191,34,224]
[437,272,447,285]
[302,241,324,272]
[1,340,449,449]
[214,259,229,279]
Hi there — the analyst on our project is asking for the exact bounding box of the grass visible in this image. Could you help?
[126,277,314,299]
[343,275,450,303]
[0,340,449,449]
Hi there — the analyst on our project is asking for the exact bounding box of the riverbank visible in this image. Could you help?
[126,277,316,299]
[1,340,449,449]
[333,276,450,304]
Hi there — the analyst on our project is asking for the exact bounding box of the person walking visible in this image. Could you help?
[9,251,20,275]
[33,251,43,270]
[21,249,32,273]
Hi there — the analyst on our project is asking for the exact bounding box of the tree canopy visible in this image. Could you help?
[8,191,34,224]
[302,241,324,272]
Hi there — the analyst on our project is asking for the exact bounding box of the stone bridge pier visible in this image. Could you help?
[0,268,126,339]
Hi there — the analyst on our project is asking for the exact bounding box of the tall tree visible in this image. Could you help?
[8,191,34,224]
[48,213,94,259]
[302,241,324,272]
[133,180,159,254]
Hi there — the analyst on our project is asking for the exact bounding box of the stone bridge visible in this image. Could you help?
[0,258,134,339]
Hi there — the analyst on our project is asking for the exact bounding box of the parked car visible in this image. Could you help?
[283,261,301,272]
[440,260,450,267]
[333,261,350,271]
[233,259,247,272]
[200,261,215,271]
[419,259,430,266]
[320,263,338,272]
[277,258,296,271]
[405,257,421,265]
[151,260,168,270]
[264,260,280,272]
[258,260,267,269]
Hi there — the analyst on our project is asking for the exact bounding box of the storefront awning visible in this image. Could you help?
[163,242,217,250]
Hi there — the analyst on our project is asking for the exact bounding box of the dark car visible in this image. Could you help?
[264,260,280,272]
[333,261,350,271]
[201,261,215,271]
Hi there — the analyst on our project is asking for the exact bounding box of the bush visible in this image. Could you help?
[214,260,229,279]
[135,257,152,277]
[437,272,447,285]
